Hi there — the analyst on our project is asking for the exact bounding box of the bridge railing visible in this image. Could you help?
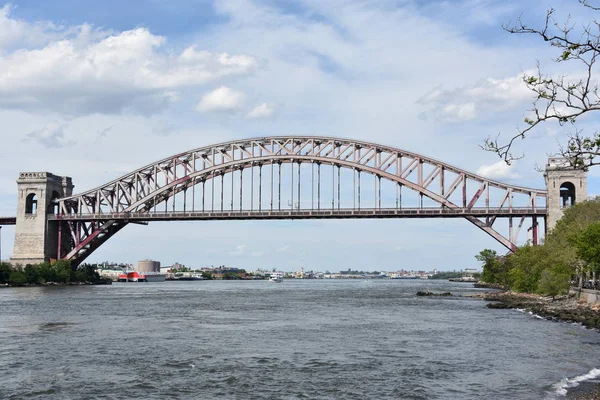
[49,206,546,221]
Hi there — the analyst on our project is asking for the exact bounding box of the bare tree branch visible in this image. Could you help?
[485,2,600,169]
[581,0,600,11]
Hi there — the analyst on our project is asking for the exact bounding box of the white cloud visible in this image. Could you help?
[0,4,25,49]
[197,86,246,112]
[247,102,276,119]
[0,18,257,115]
[440,102,477,122]
[251,251,264,257]
[476,160,522,179]
[0,4,60,50]
[22,122,74,148]
[419,71,535,122]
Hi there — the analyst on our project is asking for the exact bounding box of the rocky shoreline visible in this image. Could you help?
[479,291,600,330]
[566,382,600,400]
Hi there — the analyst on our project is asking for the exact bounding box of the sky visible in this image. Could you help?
[0,0,599,271]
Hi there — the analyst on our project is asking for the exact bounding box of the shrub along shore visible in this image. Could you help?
[0,261,111,286]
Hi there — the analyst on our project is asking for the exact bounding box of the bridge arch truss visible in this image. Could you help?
[53,136,547,266]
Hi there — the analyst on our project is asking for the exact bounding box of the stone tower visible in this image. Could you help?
[544,158,587,232]
[11,172,73,266]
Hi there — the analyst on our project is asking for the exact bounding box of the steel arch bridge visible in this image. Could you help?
[51,136,546,266]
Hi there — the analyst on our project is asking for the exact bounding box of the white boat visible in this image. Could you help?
[269,273,283,283]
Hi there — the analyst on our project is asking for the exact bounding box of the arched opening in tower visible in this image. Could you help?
[25,193,38,214]
[48,190,61,214]
[560,182,576,208]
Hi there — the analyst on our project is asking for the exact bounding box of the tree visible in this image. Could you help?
[537,269,570,299]
[573,221,600,282]
[23,265,39,284]
[484,0,600,169]
[573,221,600,264]
[0,262,12,284]
[53,260,73,283]
[201,271,213,280]
[476,249,503,284]
[540,197,600,271]
[506,245,548,292]
[8,269,27,286]
[222,272,239,280]
[75,264,100,282]
[36,262,55,283]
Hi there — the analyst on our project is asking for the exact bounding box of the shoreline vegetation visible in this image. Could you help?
[468,198,600,338]
[0,260,111,287]
[475,198,600,303]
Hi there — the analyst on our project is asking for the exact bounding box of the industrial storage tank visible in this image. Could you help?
[136,259,161,273]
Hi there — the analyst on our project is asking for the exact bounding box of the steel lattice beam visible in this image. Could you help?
[52,136,547,266]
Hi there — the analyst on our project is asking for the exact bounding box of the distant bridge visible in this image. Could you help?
[8,136,548,267]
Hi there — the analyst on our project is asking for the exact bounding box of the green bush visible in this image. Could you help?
[8,269,27,286]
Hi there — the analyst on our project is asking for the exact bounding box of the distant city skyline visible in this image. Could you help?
[96,260,473,276]
[1,0,599,270]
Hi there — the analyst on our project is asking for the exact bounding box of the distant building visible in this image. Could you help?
[463,268,479,278]
[97,269,123,281]
[136,259,160,273]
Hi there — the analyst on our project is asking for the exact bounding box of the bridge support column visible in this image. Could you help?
[10,172,73,266]
[544,158,587,232]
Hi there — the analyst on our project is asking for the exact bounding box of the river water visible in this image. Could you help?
[1,279,599,399]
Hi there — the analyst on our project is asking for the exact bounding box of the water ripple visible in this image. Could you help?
[0,280,599,399]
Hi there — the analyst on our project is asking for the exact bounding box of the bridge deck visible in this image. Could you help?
[0,217,16,225]
[49,207,546,222]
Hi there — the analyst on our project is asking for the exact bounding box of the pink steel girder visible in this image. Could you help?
[54,136,547,266]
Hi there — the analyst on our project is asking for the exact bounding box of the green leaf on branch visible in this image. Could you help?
[526,76,538,84]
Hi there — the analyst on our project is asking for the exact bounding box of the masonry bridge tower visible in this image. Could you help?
[544,158,588,231]
[11,172,73,266]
